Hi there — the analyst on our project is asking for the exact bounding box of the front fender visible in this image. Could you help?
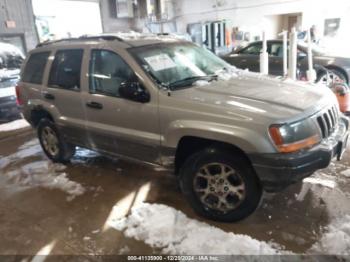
[162,120,276,153]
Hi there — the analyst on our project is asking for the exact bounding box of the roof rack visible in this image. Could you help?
[36,35,124,48]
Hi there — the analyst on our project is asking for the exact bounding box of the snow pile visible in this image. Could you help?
[341,169,350,178]
[0,42,24,58]
[1,139,86,201]
[109,203,284,255]
[303,177,336,189]
[5,161,85,201]
[310,215,350,255]
[0,119,30,132]
[216,66,239,81]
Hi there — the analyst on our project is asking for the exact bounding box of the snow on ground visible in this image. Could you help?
[0,139,42,169]
[341,169,350,178]
[0,119,29,132]
[1,139,85,201]
[310,215,350,255]
[109,203,286,255]
[5,161,85,201]
[299,169,350,255]
[303,177,336,189]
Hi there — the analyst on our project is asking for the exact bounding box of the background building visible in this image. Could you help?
[0,0,38,54]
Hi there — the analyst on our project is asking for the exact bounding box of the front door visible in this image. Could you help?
[227,42,262,72]
[83,48,160,164]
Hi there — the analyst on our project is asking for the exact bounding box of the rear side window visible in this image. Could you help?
[48,49,83,90]
[22,52,50,84]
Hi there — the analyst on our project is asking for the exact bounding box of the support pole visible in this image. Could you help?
[278,31,288,77]
[260,31,269,75]
[288,27,297,80]
[306,28,317,82]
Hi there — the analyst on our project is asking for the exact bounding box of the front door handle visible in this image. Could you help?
[43,93,55,100]
[86,101,103,110]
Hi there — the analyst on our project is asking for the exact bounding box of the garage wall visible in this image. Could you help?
[0,0,38,53]
[173,0,350,40]
[100,0,138,32]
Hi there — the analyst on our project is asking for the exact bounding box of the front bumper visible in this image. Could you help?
[249,116,349,192]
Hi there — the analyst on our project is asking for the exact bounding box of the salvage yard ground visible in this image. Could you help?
[0,124,349,257]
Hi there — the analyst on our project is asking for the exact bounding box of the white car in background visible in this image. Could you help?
[0,42,24,123]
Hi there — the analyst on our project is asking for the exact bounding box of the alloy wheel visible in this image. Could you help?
[41,126,60,157]
[193,162,246,213]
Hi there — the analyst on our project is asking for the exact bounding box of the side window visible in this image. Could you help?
[22,52,50,84]
[48,49,83,90]
[269,43,283,57]
[240,43,262,55]
[89,50,134,97]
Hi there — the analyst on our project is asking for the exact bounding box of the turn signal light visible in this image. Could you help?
[276,135,320,153]
[269,126,320,153]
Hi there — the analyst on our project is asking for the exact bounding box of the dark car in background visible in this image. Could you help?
[222,40,350,114]
[0,42,24,123]
[222,40,350,84]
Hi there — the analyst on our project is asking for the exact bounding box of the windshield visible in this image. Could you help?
[129,42,232,89]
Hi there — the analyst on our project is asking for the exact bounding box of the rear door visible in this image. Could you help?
[43,48,87,146]
[82,47,160,164]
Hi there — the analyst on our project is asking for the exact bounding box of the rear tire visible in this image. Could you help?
[37,119,76,163]
[179,147,262,222]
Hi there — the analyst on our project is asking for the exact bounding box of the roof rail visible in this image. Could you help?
[36,35,124,48]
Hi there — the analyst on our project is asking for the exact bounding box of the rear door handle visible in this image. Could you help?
[43,93,55,100]
[86,101,103,110]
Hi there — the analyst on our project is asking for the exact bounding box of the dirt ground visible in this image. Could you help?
[0,130,349,257]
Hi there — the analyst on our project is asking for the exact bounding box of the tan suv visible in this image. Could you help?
[17,34,349,222]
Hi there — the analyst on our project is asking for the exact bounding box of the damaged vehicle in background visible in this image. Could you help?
[222,40,350,115]
[17,34,349,222]
[0,42,24,123]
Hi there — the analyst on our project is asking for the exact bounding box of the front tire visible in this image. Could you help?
[317,69,347,87]
[37,119,76,163]
[179,148,262,222]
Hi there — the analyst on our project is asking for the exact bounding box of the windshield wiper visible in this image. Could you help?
[169,75,218,89]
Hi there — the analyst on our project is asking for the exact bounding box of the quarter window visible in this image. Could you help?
[89,50,134,97]
[22,52,50,84]
[48,49,83,90]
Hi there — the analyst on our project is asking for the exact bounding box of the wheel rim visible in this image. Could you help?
[319,71,345,87]
[193,162,246,213]
[41,126,59,157]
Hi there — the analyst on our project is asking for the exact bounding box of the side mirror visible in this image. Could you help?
[119,81,150,103]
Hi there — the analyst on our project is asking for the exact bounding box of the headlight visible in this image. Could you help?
[269,119,321,153]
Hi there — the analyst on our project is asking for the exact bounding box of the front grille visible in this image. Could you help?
[316,105,339,139]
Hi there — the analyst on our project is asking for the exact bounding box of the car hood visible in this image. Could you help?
[172,72,336,123]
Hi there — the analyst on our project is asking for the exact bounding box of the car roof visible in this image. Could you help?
[34,33,185,51]
[246,40,283,46]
